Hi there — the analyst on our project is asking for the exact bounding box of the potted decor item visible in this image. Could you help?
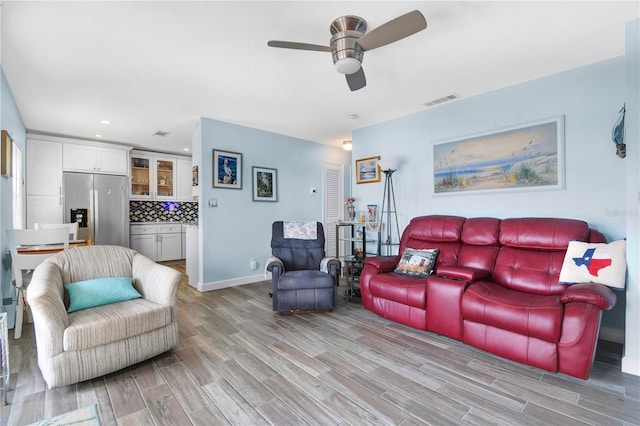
[346,197,356,221]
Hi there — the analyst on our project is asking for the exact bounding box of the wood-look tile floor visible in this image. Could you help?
[2,267,639,425]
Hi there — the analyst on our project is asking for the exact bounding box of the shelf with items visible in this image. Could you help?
[130,153,176,200]
[334,221,379,301]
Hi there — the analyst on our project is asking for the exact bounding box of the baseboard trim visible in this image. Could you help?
[198,274,265,292]
[622,355,640,376]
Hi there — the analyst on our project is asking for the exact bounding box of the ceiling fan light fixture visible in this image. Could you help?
[334,57,361,74]
[342,140,353,151]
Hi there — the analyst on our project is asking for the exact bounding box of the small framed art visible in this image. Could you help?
[355,156,380,184]
[213,149,242,189]
[1,130,12,177]
[252,166,277,202]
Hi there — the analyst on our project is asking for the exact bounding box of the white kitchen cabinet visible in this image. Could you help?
[27,138,62,196]
[176,158,193,201]
[130,233,158,260]
[63,143,128,175]
[185,225,199,288]
[130,152,177,200]
[130,223,183,261]
[181,224,187,259]
[157,224,182,261]
[26,138,64,227]
[26,195,63,229]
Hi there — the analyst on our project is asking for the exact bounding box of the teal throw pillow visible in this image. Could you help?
[65,277,141,313]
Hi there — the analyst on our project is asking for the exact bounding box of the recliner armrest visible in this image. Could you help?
[363,256,398,273]
[561,283,617,310]
[435,265,491,281]
[320,257,341,278]
[267,257,284,280]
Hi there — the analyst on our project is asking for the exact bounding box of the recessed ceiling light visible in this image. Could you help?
[95,134,103,138]
[100,120,111,125]
[183,148,190,152]
[346,113,358,120]
[153,130,170,137]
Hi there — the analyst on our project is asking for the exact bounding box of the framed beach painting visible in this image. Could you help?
[213,149,242,189]
[433,116,564,195]
[252,166,278,202]
[356,156,381,184]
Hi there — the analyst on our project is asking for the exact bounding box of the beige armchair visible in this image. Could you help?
[26,245,182,389]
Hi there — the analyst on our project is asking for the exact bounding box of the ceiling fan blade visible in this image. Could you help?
[267,40,331,52]
[346,68,366,91]
[357,10,427,51]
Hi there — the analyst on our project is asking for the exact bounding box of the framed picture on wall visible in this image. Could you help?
[355,156,381,184]
[1,130,13,177]
[192,166,198,186]
[252,166,278,202]
[433,116,565,195]
[213,149,242,189]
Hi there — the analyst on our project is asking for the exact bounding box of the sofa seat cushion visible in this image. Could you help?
[369,273,428,309]
[64,298,172,351]
[462,281,563,343]
[278,270,334,290]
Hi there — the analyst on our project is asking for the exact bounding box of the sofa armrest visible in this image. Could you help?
[435,265,491,281]
[362,256,399,273]
[321,257,341,283]
[267,257,284,279]
[561,283,617,311]
[25,260,69,358]
[132,254,182,319]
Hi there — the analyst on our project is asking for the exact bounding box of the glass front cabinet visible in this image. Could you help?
[130,153,176,200]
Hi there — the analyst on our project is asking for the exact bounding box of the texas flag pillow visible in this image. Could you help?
[559,239,626,289]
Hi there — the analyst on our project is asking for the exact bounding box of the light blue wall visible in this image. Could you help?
[1,68,27,324]
[352,56,629,340]
[623,18,639,374]
[196,117,350,284]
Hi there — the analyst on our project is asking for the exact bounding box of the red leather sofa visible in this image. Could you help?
[360,215,617,379]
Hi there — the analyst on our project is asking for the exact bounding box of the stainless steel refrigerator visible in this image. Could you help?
[63,172,129,246]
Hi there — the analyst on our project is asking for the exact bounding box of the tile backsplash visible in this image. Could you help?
[130,201,198,223]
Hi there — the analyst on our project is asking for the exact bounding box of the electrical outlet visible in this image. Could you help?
[208,198,218,207]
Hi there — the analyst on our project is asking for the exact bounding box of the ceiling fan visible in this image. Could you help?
[267,10,427,91]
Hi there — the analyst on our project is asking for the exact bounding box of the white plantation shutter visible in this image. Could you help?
[323,163,343,257]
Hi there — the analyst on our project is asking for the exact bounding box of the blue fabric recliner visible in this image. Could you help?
[267,221,341,314]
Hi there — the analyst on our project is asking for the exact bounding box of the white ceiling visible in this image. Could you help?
[2,1,638,155]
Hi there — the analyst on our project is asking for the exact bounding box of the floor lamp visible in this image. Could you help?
[378,160,400,256]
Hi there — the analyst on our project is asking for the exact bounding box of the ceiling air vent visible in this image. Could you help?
[424,94,460,107]
[153,130,170,137]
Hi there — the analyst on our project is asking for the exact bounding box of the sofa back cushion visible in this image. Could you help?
[47,245,136,284]
[494,218,590,295]
[458,217,501,271]
[399,215,465,268]
[499,218,589,250]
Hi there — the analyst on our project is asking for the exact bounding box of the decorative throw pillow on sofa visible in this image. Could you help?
[394,248,439,277]
[65,277,142,313]
[559,239,626,289]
